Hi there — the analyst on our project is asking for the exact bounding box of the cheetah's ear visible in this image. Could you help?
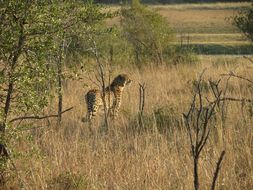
[127,79,132,85]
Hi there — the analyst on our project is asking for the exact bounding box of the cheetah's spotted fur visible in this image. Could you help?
[84,74,132,121]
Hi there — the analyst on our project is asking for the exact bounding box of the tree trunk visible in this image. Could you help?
[57,45,63,125]
[135,48,140,65]
[194,157,199,190]
[2,30,25,131]
[2,82,14,132]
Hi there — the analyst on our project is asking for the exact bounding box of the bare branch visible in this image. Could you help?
[138,82,146,116]
[221,73,253,85]
[197,129,210,156]
[211,150,226,190]
[183,68,223,190]
[90,37,109,129]
[183,113,195,156]
[209,79,222,100]
[209,97,253,106]
[9,107,74,123]
[138,82,146,130]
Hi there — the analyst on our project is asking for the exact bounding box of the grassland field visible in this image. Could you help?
[6,2,253,190]
[107,2,253,55]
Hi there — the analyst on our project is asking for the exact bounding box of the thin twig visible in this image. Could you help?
[209,97,253,106]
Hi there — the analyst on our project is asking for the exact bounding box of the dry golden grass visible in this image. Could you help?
[107,2,250,34]
[157,8,236,34]
[7,56,253,189]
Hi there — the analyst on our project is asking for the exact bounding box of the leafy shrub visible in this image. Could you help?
[234,3,253,42]
[121,0,174,65]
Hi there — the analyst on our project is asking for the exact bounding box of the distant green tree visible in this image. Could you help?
[0,1,58,131]
[234,2,253,42]
[121,0,174,65]
[0,1,59,185]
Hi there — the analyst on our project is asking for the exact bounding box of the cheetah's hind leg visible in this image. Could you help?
[82,90,99,122]
[81,112,92,123]
[81,112,95,134]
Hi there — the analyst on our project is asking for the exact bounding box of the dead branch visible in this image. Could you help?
[9,107,73,123]
[184,68,253,190]
[183,69,224,190]
[209,79,222,100]
[90,38,109,130]
[209,72,253,122]
[211,150,226,190]
[221,73,253,85]
[138,83,146,117]
[138,83,146,130]
[209,97,253,106]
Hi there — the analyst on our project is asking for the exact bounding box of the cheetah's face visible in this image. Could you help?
[116,74,132,87]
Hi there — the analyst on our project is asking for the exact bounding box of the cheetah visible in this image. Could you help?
[84,74,132,121]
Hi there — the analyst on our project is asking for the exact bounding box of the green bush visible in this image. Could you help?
[121,0,174,65]
[234,2,253,42]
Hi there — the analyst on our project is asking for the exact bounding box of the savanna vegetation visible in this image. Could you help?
[0,0,252,189]
[95,0,249,5]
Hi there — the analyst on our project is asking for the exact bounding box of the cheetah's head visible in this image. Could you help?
[112,74,132,87]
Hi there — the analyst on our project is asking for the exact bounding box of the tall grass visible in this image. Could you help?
[7,56,253,189]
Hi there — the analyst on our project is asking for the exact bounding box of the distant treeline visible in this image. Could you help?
[94,0,250,4]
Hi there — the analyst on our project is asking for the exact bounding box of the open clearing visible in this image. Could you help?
[156,2,252,54]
